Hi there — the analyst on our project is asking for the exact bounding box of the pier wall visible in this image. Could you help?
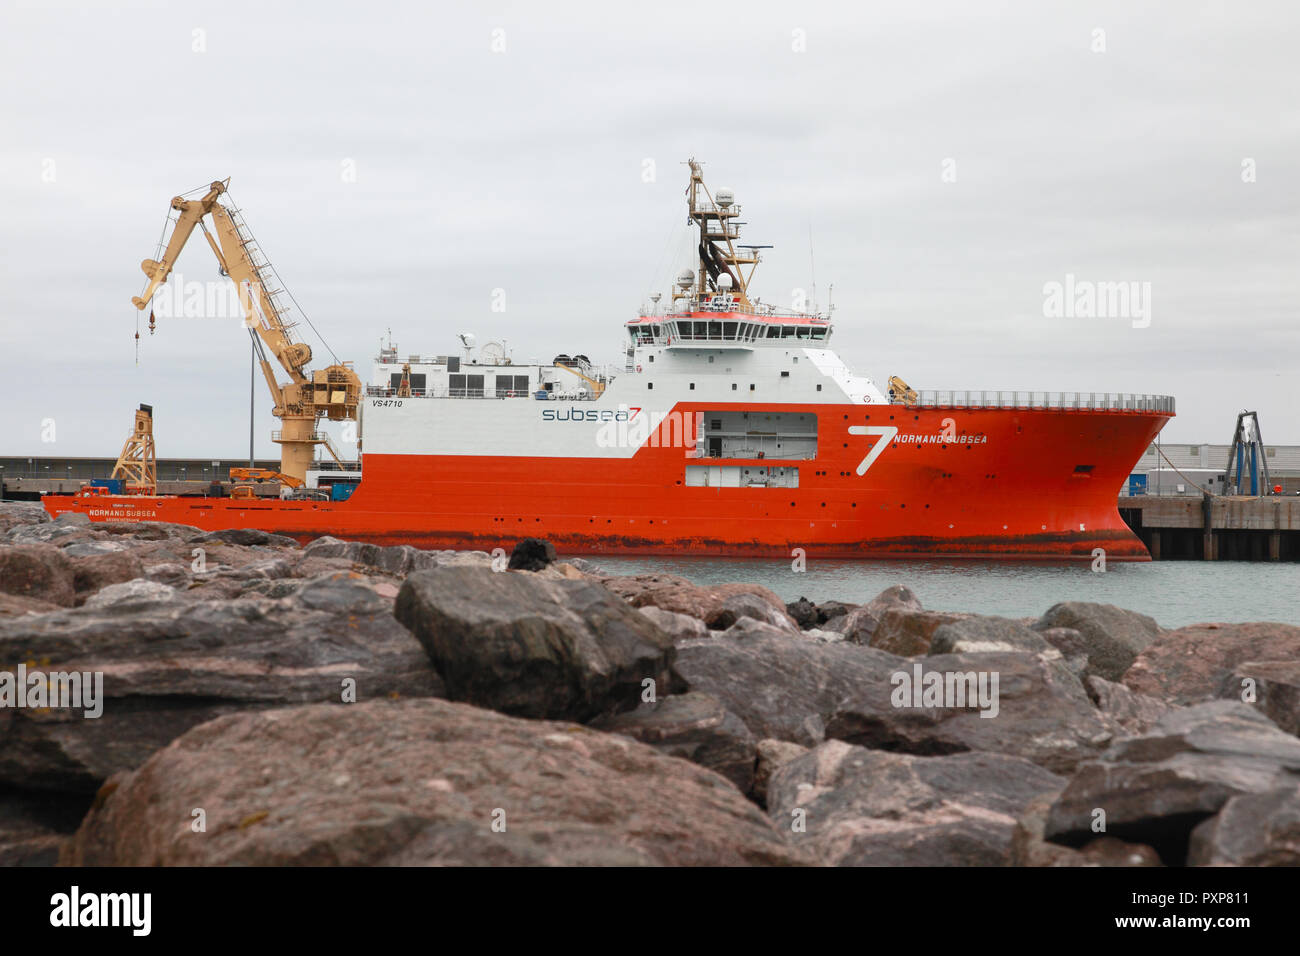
[1120,494,1300,561]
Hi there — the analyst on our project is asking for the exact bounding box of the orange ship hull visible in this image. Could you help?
[43,403,1171,561]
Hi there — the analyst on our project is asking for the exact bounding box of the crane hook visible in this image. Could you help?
[148,308,156,335]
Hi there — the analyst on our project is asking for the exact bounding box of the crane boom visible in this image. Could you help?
[132,180,361,483]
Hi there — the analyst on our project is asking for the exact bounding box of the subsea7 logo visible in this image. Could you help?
[848,425,897,475]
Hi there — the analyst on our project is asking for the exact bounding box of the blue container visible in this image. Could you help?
[534,389,550,401]
[91,478,124,494]
[1128,474,1148,496]
[329,482,356,502]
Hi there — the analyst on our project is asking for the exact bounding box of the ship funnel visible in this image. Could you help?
[716,188,734,208]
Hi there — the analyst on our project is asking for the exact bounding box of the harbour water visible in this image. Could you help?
[584,556,1300,629]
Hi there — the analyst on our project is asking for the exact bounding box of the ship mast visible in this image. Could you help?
[685,158,763,309]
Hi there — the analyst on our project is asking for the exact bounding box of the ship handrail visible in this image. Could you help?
[636,304,830,321]
[905,390,1175,413]
[364,386,600,401]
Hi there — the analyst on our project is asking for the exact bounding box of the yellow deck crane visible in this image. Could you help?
[110,403,158,495]
[131,180,361,485]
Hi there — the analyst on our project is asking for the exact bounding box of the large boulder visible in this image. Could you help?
[677,619,1113,772]
[68,551,145,603]
[767,741,1065,866]
[1229,660,1300,736]
[600,574,796,631]
[0,593,61,618]
[927,616,1053,656]
[395,565,677,722]
[92,520,204,541]
[0,502,50,534]
[1124,622,1300,705]
[82,578,178,609]
[1030,602,1161,682]
[60,539,129,557]
[5,514,98,546]
[637,606,709,643]
[1010,793,1163,867]
[590,692,756,794]
[593,571,692,602]
[673,618,906,747]
[825,651,1115,774]
[1187,787,1300,866]
[300,535,443,577]
[1085,676,1176,737]
[752,739,808,809]
[869,608,970,656]
[63,698,808,866]
[838,585,922,644]
[0,572,444,793]
[1045,701,1300,864]
[192,528,300,549]
[814,601,857,632]
[0,543,76,607]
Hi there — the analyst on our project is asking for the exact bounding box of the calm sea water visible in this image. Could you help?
[579,556,1300,629]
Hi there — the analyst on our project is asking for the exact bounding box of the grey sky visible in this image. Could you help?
[2,0,1297,461]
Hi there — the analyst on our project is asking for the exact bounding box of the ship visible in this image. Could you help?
[44,160,1174,560]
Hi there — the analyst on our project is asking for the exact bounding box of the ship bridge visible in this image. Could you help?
[629,158,834,355]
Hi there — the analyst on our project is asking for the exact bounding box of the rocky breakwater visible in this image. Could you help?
[2,501,1297,866]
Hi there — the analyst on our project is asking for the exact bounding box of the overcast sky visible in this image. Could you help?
[2,0,1297,462]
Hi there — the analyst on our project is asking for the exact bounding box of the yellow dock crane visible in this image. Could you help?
[131,180,361,485]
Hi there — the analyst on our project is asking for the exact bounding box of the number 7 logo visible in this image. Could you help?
[847,425,897,475]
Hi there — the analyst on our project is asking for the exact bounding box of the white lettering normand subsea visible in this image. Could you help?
[896,434,988,444]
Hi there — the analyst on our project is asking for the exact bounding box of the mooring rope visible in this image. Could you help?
[1152,445,1215,496]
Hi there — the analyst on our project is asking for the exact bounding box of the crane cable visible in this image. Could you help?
[134,204,176,364]
[133,184,343,368]
[223,188,342,366]
[1153,444,1215,496]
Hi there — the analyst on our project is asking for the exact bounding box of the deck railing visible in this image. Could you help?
[907,391,1175,413]
[364,386,599,401]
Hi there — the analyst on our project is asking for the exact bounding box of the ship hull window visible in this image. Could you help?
[692,411,817,460]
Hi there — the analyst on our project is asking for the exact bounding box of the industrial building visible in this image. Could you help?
[1127,441,1300,496]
